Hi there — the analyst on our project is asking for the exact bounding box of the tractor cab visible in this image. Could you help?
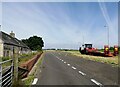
[79,44,97,54]
[84,44,92,48]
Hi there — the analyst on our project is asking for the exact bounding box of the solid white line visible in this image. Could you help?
[67,64,70,66]
[32,78,38,85]
[91,79,102,86]
[72,66,76,70]
[78,71,86,76]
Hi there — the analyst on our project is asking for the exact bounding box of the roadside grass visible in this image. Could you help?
[22,75,34,86]
[65,50,118,67]
[1,57,12,70]
[22,52,44,86]
[1,52,39,69]
[18,52,39,66]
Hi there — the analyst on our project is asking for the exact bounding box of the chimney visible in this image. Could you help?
[10,31,15,38]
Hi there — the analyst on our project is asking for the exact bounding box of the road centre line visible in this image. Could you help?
[78,71,86,76]
[64,62,66,64]
[91,79,102,86]
[32,78,38,85]
[51,52,103,86]
[72,66,77,70]
[67,64,70,66]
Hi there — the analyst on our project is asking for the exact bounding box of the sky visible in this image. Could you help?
[0,1,118,49]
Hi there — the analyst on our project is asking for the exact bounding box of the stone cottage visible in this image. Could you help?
[0,31,30,57]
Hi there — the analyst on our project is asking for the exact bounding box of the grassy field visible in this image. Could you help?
[65,50,118,67]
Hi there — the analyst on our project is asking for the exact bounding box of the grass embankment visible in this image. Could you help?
[22,52,44,86]
[18,52,39,66]
[65,50,118,67]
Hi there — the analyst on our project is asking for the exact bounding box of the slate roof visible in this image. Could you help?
[0,31,29,48]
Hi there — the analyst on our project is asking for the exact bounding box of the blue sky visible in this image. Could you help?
[0,1,118,49]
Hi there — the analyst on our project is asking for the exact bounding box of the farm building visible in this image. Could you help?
[0,30,30,57]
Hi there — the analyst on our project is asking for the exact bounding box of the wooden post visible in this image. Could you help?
[13,46,19,85]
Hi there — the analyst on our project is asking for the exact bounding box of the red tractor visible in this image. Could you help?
[79,44,97,54]
[79,44,118,57]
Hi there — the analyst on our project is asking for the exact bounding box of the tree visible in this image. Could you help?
[22,36,44,51]
[109,47,114,50]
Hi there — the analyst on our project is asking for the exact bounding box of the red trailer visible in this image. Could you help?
[79,44,115,57]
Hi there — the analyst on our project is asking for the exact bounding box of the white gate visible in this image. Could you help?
[0,59,13,87]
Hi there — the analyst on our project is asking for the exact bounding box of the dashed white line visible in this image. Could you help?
[72,66,76,70]
[61,60,64,62]
[32,78,38,85]
[78,71,86,76]
[91,79,102,86]
[67,64,70,66]
[64,62,66,64]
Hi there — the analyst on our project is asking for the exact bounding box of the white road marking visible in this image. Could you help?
[64,62,66,64]
[32,78,38,85]
[91,79,102,86]
[61,60,64,62]
[72,66,76,70]
[67,64,70,66]
[78,71,86,76]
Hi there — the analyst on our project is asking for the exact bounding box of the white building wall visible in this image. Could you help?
[0,40,3,57]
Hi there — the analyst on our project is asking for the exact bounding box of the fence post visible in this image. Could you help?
[13,47,19,85]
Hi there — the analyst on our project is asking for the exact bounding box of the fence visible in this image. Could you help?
[0,59,13,87]
[0,52,42,86]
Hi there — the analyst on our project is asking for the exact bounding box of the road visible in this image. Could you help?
[33,51,118,86]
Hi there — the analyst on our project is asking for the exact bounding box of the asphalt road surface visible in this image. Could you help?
[33,51,118,86]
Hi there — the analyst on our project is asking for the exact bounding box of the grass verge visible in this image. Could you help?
[22,52,44,86]
[18,52,39,66]
[65,51,118,67]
